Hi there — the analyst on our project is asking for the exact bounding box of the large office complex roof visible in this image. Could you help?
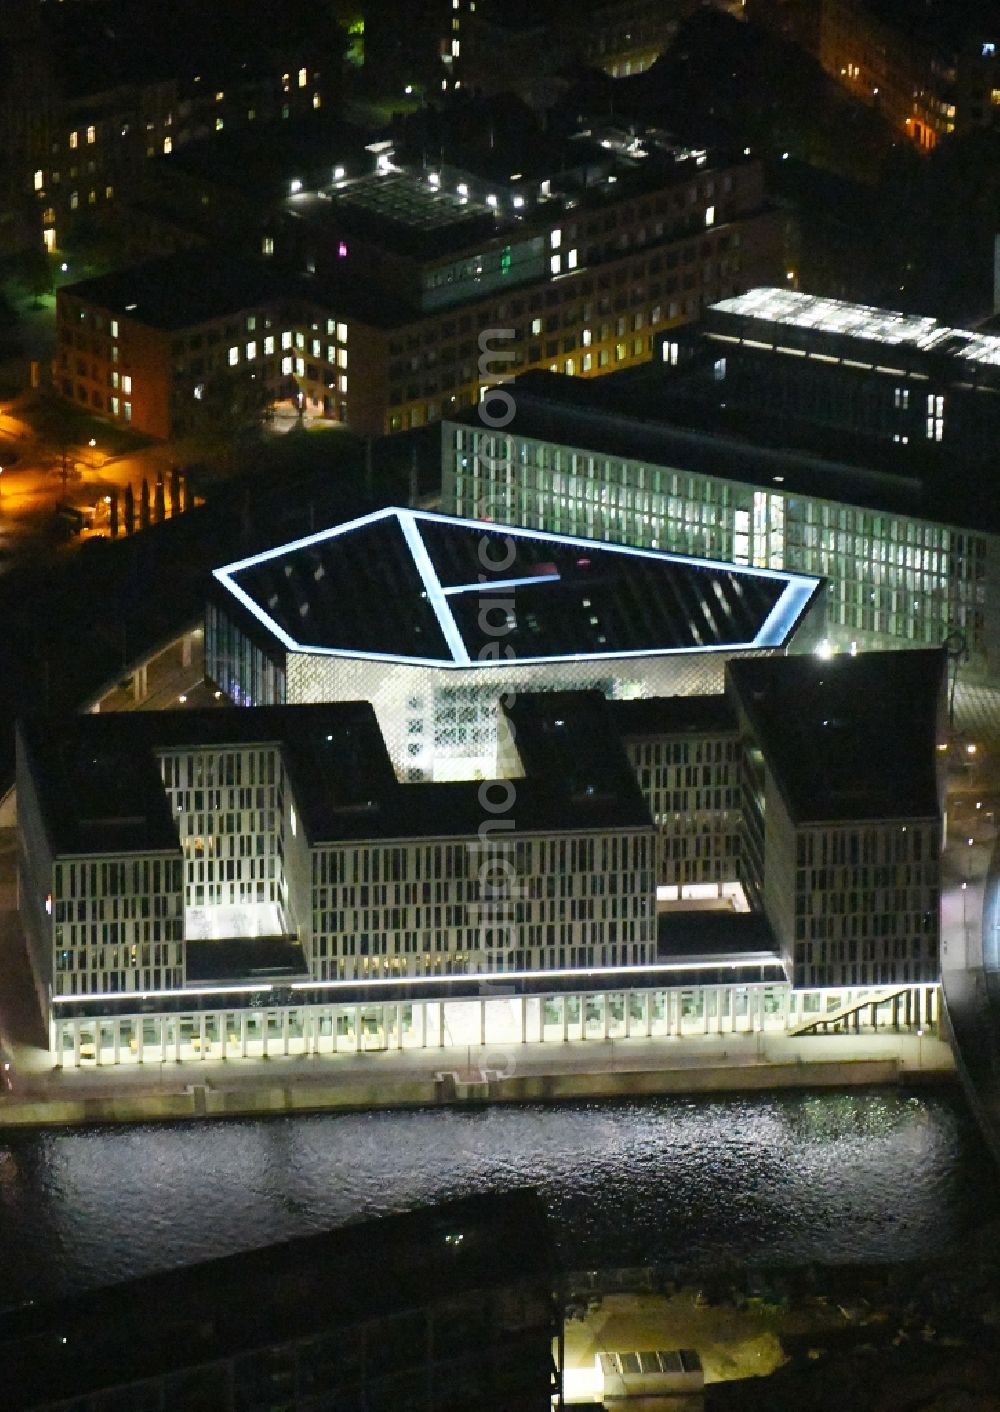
[712,287,1000,369]
[212,508,822,669]
[19,698,653,853]
[727,648,946,824]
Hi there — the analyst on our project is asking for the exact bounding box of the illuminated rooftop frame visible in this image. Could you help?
[713,287,1000,367]
[212,507,822,669]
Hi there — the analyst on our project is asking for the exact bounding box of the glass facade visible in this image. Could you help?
[443,423,993,666]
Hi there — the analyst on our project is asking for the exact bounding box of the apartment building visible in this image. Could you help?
[1,1,334,255]
[440,357,1000,678]
[819,0,998,147]
[204,506,824,781]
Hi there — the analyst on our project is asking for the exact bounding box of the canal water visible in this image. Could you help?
[0,1088,993,1310]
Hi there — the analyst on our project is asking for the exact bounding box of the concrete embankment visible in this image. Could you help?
[0,1053,954,1130]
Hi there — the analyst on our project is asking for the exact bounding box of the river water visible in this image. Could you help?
[0,1088,993,1310]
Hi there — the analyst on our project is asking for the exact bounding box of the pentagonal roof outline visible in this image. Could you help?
[212,507,822,669]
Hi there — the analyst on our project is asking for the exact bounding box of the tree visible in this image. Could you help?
[183,371,271,472]
[154,473,166,522]
[139,477,150,530]
[123,482,134,534]
[19,245,53,307]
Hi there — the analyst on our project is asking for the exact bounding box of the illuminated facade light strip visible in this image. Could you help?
[210,570,301,653]
[217,505,398,579]
[51,955,787,1006]
[397,509,471,666]
[210,508,820,665]
[441,572,563,596]
[411,507,807,585]
[752,580,821,649]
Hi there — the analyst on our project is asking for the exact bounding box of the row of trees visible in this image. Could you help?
[105,469,194,537]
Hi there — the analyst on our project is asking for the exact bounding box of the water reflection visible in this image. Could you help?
[0,1089,992,1310]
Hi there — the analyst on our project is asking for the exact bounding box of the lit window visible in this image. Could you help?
[298,67,308,87]
[567,248,578,269]
[111,396,119,415]
[281,331,293,350]
[163,136,172,154]
[564,358,574,375]
[550,228,561,249]
[110,320,118,338]
[246,341,257,361]
[281,356,293,376]
[228,346,239,366]
[337,322,347,343]
[327,344,335,363]
[337,348,347,369]
[705,204,715,227]
[112,372,119,390]
[992,89,1000,105]
[312,93,321,110]
[338,374,348,394]
[582,352,592,371]
[69,131,78,149]
[122,375,132,394]
[663,341,679,366]
[295,357,304,376]
[451,38,460,56]
[581,328,592,347]
[531,317,542,335]
[262,235,274,256]
[70,191,79,210]
[264,335,275,355]
[333,165,345,181]
[33,169,43,190]
[549,254,561,275]
[86,125,96,144]
[311,338,321,358]
[215,117,224,131]
[123,402,132,422]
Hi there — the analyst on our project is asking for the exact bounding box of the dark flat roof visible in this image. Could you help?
[214,508,821,667]
[727,649,945,824]
[607,693,738,738]
[502,692,655,821]
[59,251,288,332]
[20,697,653,850]
[446,369,1000,532]
[0,1191,556,1408]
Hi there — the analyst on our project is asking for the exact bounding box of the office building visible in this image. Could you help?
[523,646,947,989]
[57,126,785,436]
[606,693,743,900]
[440,349,1000,677]
[204,506,824,781]
[727,648,945,989]
[683,286,1000,467]
[15,694,657,1009]
[2,1192,561,1412]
